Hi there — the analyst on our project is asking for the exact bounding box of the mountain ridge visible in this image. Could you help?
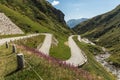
[73,4,120,66]
[0,0,117,80]
[67,18,87,28]
[0,0,72,35]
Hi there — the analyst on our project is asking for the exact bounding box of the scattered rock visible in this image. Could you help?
[0,13,24,35]
[95,48,120,80]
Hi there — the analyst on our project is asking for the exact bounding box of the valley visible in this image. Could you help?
[0,0,119,80]
[74,4,120,79]
[96,49,120,80]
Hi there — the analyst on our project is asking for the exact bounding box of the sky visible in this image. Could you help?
[47,0,120,21]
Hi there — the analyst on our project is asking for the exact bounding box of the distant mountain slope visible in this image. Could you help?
[0,13,24,35]
[0,0,116,79]
[73,5,120,66]
[67,18,87,28]
[0,0,72,35]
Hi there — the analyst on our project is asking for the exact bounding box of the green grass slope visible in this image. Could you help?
[0,43,101,80]
[14,34,71,60]
[0,0,72,35]
[73,5,120,66]
[0,0,74,60]
[50,36,71,60]
[15,35,45,48]
[73,36,116,80]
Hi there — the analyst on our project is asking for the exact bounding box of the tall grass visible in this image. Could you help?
[73,36,116,80]
[15,35,45,48]
[0,43,101,80]
[50,36,71,60]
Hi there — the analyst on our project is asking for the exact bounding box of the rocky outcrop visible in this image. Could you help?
[0,13,24,35]
[0,0,71,35]
[31,0,66,24]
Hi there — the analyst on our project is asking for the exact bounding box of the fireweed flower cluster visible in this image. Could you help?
[17,45,102,80]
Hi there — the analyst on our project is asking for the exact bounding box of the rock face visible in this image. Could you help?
[0,0,71,34]
[0,13,24,35]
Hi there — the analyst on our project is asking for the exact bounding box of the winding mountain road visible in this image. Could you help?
[65,35,87,67]
[0,34,40,45]
[38,33,52,55]
[78,35,95,45]
[38,34,87,67]
[0,33,87,67]
[0,33,53,56]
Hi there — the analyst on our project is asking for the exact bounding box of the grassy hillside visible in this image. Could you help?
[50,36,71,60]
[73,5,120,66]
[0,0,72,35]
[0,0,74,60]
[0,42,101,80]
[73,36,116,80]
[15,35,45,48]
[0,0,115,79]
[15,34,71,60]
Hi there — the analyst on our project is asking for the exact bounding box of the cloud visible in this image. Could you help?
[51,0,60,6]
